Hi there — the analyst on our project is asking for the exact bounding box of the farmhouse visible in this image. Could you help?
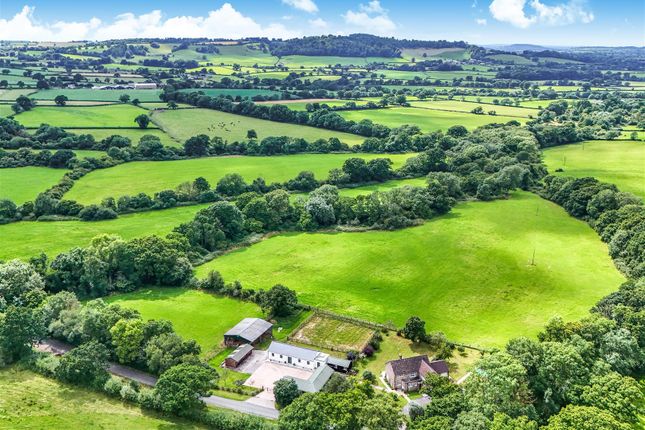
[384,355,449,392]
[268,341,328,370]
[224,318,273,347]
[224,343,253,368]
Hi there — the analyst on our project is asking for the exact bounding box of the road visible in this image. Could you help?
[36,338,279,419]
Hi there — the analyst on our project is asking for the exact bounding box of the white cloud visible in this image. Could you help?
[281,0,318,13]
[359,0,386,14]
[0,3,300,41]
[308,18,329,29]
[476,18,488,25]
[343,1,395,35]
[489,0,593,28]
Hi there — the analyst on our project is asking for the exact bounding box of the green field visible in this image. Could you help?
[196,191,624,348]
[410,99,537,118]
[105,288,263,354]
[32,88,163,102]
[151,108,365,145]
[14,104,154,128]
[543,140,645,199]
[0,166,68,204]
[338,107,526,132]
[178,88,282,98]
[0,367,201,429]
[65,128,179,147]
[0,204,208,261]
[278,55,406,67]
[486,54,534,64]
[65,153,415,204]
[291,178,428,201]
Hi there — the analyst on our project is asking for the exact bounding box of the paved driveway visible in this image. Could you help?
[236,350,267,373]
[245,361,313,392]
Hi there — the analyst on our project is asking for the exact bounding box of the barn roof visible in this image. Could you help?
[227,344,253,362]
[224,318,273,343]
[292,364,334,393]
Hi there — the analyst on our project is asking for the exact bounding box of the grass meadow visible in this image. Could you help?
[151,108,365,145]
[105,288,263,355]
[543,140,645,199]
[14,104,153,128]
[0,204,208,261]
[0,367,202,430]
[177,88,282,98]
[196,191,624,348]
[338,107,526,132]
[289,313,375,352]
[0,166,68,204]
[65,152,416,204]
[410,99,537,118]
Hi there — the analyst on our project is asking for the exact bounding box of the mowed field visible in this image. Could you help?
[0,204,208,261]
[195,191,624,348]
[14,104,153,128]
[65,153,415,204]
[31,89,163,102]
[338,107,526,132]
[105,288,263,354]
[0,166,68,204]
[543,140,645,199]
[151,108,365,145]
[410,99,538,118]
[0,367,202,430]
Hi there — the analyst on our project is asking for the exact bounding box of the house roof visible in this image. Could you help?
[224,318,273,343]
[227,344,253,362]
[386,355,431,376]
[428,360,449,375]
[268,341,328,362]
[291,364,334,393]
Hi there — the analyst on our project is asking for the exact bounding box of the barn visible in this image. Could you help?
[224,344,254,368]
[224,318,273,347]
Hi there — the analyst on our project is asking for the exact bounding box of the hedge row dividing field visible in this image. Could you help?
[151,108,365,145]
[337,107,527,132]
[14,104,154,128]
[409,99,538,118]
[0,204,209,261]
[32,88,163,102]
[0,166,68,204]
[64,152,416,204]
[543,140,645,200]
[63,128,180,147]
[196,191,624,348]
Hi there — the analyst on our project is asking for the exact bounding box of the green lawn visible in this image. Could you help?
[0,367,202,429]
[65,127,179,147]
[14,104,153,128]
[0,166,68,204]
[151,108,365,145]
[338,107,526,133]
[65,153,415,204]
[195,191,624,348]
[105,288,263,354]
[0,204,208,261]
[543,140,645,199]
[32,89,163,102]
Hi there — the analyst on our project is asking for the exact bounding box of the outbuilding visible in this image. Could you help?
[224,318,273,347]
[224,344,253,368]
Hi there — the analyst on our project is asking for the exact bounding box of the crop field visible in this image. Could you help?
[0,204,208,261]
[65,127,179,147]
[289,313,375,352]
[338,107,526,132]
[0,367,201,430]
[0,166,68,204]
[14,105,154,128]
[196,191,624,348]
[0,88,36,100]
[106,288,263,354]
[410,100,537,118]
[64,152,416,204]
[32,89,163,102]
[543,140,645,199]
[151,108,365,145]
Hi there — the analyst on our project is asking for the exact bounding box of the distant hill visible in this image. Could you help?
[485,44,551,52]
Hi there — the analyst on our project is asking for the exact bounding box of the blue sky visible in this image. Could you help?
[0,0,642,45]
